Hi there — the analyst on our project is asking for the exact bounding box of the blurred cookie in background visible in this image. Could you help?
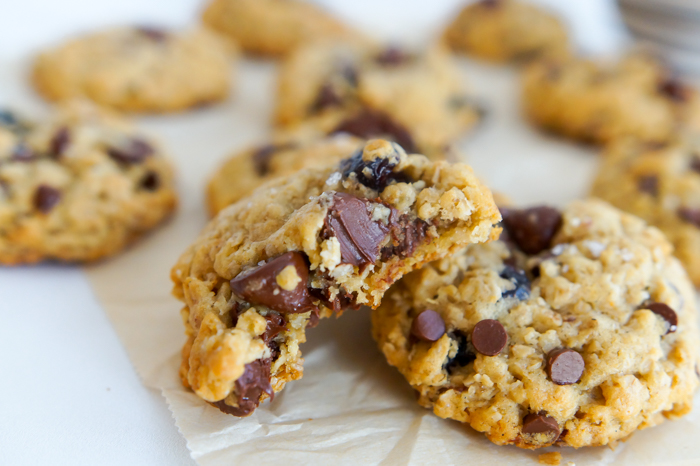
[0,101,177,264]
[33,27,234,113]
[202,0,361,57]
[522,53,700,144]
[274,42,483,156]
[443,0,569,63]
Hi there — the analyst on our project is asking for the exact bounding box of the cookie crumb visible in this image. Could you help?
[538,451,561,465]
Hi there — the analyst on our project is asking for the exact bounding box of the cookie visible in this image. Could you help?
[172,139,501,416]
[522,54,700,144]
[443,0,569,62]
[33,27,233,113]
[206,134,364,216]
[591,137,700,286]
[202,0,359,57]
[372,199,699,449]
[0,101,177,264]
[274,42,482,156]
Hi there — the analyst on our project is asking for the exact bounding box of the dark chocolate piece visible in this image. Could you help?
[139,171,160,191]
[637,175,658,196]
[471,319,507,356]
[211,358,273,417]
[546,348,584,385]
[33,185,61,213]
[500,206,562,255]
[331,109,417,153]
[136,26,168,42]
[522,412,560,438]
[107,138,154,164]
[411,310,446,342]
[49,127,70,158]
[644,302,678,334]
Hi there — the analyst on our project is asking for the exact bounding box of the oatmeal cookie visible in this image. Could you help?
[0,101,177,264]
[202,0,359,57]
[443,0,569,62]
[522,54,700,144]
[33,27,233,112]
[172,139,501,416]
[372,200,700,449]
[274,42,482,155]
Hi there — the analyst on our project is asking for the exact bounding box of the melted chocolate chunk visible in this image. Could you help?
[471,319,507,356]
[446,332,476,372]
[309,285,360,313]
[306,308,320,328]
[322,193,389,267]
[252,143,296,176]
[212,358,274,417]
[107,138,154,164]
[678,206,700,227]
[340,148,411,191]
[522,412,560,439]
[262,313,286,344]
[230,252,316,314]
[139,171,160,191]
[637,175,658,196]
[331,109,417,153]
[33,185,61,213]
[11,143,34,162]
[374,47,414,66]
[49,127,70,158]
[381,210,429,260]
[136,26,168,42]
[643,302,678,334]
[500,206,562,255]
[499,265,530,300]
[658,77,692,103]
[313,83,344,111]
[546,348,585,385]
[411,310,446,342]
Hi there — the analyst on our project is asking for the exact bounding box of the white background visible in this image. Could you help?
[0,1,630,465]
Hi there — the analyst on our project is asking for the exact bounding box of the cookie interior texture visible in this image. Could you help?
[172,139,501,416]
[522,54,700,144]
[443,0,569,63]
[274,41,482,155]
[32,27,232,112]
[202,0,359,57]
[591,137,700,286]
[0,101,177,264]
[372,199,699,449]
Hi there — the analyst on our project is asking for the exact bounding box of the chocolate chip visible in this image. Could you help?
[11,143,34,162]
[322,193,389,267]
[262,313,286,344]
[211,358,273,417]
[500,206,562,255]
[643,302,678,334]
[637,175,658,196]
[107,138,154,164]
[306,308,320,328]
[658,77,692,103]
[340,148,411,192]
[49,127,70,158]
[331,109,417,154]
[678,206,700,227]
[136,26,168,42]
[522,412,560,438]
[139,171,160,191]
[374,47,414,66]
[313,83,344,111]
[546,348,585,385]
[230,252,316,314]
[252,143,296,176]
[33,185,61,213]
[446,332,475,372]
[411,310,446,342]
[471,319,507,356]
[499,265,530,300]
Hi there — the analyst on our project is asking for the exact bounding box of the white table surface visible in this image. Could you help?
[0,1,628,464]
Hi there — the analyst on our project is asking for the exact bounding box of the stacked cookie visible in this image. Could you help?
[10,0,700,456]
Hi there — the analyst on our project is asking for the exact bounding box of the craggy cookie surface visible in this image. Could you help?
[522,54,700,144]
[173,139,500,416]
[443,0,569,62]
[372,200,699,449]
[202,0,358,57]
[274,42,481,156]
[592,137,700,286]
[33,27,232,112]
[0,101,177,264]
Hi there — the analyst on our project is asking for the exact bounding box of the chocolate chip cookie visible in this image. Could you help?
[33,27,233,112]
[372,199,700,449]
[0,101,177,264]
[202,0,359,57]
[206,134,364,216]
[522,54,700,144]
[172,139,501,416]
[443,0,569,62]
[274,42,482,156]
[591,137,700,286]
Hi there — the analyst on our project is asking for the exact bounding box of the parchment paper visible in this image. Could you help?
[82,7,700,465]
